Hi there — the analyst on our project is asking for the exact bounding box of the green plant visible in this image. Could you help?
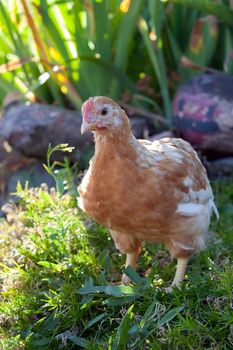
[0,146,232,348]
[1,178,232,349]
[0,0,143,109]
[43,143,76,197]
[138,0,173,125]
[169,0,233,27]
[1,0,233,125]
[167,0,233,76]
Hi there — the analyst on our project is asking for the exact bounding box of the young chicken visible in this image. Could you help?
[78,96,219,290]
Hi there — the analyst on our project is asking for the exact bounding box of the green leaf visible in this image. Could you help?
[128,324,139,335]
[111,0,145,97]
[85,313,107,330]
[114,0,145,71]
[136,301,163,334]
[78,282,138,297]
[223,28,233,73]
[149,0,173,123]
[158,306,184,326]
[38,261,58,270]
[169,0,233,28]
[68,336,89,348]
[38,0,71,64]
[80,294,94,306]
[185,17,218,68]
[16,181,23,194]
[103,295,139,306]
[112,305,134,350]
[31,337,51,346]
[43,164,52,176]
[55,177,65,197]
[79,55,137,92]
[39,190,55,206]
[138,13,172,125]
[123,266,146,285]
[37,314,60,332]
[141,301,157,325]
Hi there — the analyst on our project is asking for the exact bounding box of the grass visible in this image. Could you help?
[0,168,233,349]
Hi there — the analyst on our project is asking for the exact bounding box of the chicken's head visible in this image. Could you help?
[81,96,129,135]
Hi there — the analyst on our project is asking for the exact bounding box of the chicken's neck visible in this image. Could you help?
[93,130,138,162]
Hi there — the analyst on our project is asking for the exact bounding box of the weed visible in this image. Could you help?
[0,161,232,349]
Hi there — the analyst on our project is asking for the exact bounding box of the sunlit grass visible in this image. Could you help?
[0,166,232,349]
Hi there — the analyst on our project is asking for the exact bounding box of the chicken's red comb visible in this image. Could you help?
[82,97,94,123]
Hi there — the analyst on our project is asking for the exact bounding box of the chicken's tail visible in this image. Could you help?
[209,198,219,220]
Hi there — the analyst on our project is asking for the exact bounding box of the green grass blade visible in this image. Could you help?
[0,2,32,84]
[85,313,107,330]
[149,0,172,124]
[158,306,184,326]
[138,15,172,126]
[112,305,134,350]
[169,0,233,28]
[92,0,112,93]
[79,55,137,92]
[114,1,145,71]
[166,27,182,68]
[223,27,233,73]
[93,1,111,60]
[67,336,89,348]
[38,0,71,65]
[49,2,77,59]
[111,0,145,98]
[186,17,218,67]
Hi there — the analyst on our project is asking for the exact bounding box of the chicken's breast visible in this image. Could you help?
[78,136,218,256]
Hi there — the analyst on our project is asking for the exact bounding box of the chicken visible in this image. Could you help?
[78,96,219,290]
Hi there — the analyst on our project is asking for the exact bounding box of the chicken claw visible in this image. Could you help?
[165,257,189,292]
[121,250,141,284]
[121,274,132,285]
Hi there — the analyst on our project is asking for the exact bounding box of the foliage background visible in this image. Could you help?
[1,0,233,125]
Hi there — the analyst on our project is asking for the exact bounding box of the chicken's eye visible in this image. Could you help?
[101,107,108,116]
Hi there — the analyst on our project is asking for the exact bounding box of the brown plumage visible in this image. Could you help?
[78,96,218,290]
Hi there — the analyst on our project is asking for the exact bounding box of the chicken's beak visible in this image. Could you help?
[81,97,95,134]
[81,120,96,134]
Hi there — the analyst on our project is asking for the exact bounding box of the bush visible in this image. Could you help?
[1,0,233,125]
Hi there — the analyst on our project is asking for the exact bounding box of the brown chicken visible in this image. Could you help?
[78,96,219,290]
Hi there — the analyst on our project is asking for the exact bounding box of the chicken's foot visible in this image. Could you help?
[166,257,188,292]
[121,250,140,285]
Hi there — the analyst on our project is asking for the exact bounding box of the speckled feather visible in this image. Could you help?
[78,96,218,259]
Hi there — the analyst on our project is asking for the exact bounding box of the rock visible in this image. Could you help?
[0,159,56,217]
[173,73,233,157]
[129,117,149,138]
[0,136,33,207]
[0,102,150,161]
[7,161,55,195]
[0,102,93,162]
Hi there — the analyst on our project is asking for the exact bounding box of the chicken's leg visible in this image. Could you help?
[110,229,141,285]
[166,257,188,292]
[121,249,141,285]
